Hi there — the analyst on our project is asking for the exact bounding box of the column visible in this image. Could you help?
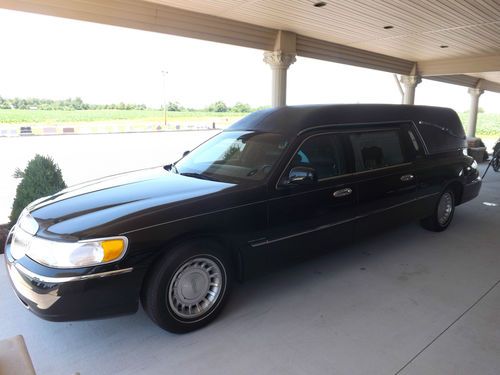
[467,87,484,138]
[400,75,421,105]
[263,51,296,107]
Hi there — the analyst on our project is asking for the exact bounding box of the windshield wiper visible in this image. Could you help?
[180,172,220,182]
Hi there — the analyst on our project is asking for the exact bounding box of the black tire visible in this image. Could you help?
[420,189,455,232]
[493,157,500,172]
[141,239,233,333]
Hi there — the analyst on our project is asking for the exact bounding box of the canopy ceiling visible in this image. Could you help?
[2,0,499,92]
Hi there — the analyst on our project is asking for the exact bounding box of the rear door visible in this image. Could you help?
[348,124,419,236]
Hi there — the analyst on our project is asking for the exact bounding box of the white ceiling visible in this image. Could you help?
[147,0,500,62]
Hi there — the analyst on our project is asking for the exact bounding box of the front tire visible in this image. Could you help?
[142,240,232,333]
[420,189,455,232]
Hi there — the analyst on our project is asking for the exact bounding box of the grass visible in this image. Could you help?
[458,112,500,137]
[0,109,247,124]
[0,109,499,138]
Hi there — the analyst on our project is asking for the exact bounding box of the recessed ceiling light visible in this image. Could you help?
[440,45,449,48]
[314,1,327,7]
[383,26,394,29]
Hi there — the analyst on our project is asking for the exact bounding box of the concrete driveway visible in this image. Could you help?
[1,166,499,375]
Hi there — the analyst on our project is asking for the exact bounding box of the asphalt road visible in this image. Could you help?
[0,130,218,223]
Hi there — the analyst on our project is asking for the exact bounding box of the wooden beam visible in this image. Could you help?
[425,75,500,93]
[296,35,414,75]
[418,55,500,76]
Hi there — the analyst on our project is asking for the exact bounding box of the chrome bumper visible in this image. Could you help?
[5,255,134,311]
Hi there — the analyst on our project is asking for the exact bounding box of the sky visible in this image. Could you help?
[0,8,499,112]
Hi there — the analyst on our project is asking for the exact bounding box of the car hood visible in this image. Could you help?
[29,167,238,239]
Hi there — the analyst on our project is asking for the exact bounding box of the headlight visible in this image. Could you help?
[17,210,39,235]
[471,160,478,169]
[11,227,128,268]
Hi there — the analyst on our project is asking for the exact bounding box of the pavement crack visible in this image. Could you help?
[394,277,500,375]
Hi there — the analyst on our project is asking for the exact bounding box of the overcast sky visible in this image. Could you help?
[0,8,498,112]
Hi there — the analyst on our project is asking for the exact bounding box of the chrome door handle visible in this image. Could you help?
[400,174,415,182]
[333,188,352,198]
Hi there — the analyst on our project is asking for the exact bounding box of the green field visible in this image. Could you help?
[458,112,500,137]
[0,109,247,124]
[1,109,499,138]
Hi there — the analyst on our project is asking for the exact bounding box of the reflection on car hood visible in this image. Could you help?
[29,167,235,239]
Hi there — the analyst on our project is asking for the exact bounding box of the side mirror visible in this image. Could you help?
[182,150,190,158]
[287,166,317,185]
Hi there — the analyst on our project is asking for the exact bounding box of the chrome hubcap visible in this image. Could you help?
[437,192,453,225]
[168,257,223,319]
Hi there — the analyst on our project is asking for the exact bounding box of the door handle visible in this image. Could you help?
[400,174,415,182]
[333,188,352,198]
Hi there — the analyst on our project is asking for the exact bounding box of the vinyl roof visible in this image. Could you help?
[228,104,463,138]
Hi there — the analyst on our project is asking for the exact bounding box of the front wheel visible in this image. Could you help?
[420,189,455,232]
[141,240,233,333]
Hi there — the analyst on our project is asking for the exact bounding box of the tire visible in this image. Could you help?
[141,239,233,333]
[493,157,500,172]
[420,189,455,232]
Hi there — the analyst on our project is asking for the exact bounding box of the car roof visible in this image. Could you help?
[227,104,463,139]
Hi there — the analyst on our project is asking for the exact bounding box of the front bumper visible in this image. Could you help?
[4,238,143,322]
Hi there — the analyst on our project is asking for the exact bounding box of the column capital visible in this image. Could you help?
[263,50,296,70]
[468,87,484,97]
[400,75,421,88]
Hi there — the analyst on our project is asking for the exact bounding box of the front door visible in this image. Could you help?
[254,132,356,265]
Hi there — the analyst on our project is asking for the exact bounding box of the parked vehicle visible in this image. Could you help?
[482,138,500,178]
[493,139,500,172]
[4,104,482,333]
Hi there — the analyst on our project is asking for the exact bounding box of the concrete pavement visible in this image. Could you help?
[1,166,499,375]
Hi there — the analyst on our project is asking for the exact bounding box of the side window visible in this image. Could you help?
[291,134,346,180]
[350,130,406,172]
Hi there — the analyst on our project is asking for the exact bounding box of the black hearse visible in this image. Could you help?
[5,104,481,333]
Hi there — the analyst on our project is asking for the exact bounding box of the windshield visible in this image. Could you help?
[174,131,288,183]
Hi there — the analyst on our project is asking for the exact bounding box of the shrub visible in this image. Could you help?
[9,155,66,225]
[0,224,10,254]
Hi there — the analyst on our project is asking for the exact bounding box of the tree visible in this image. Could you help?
[10,155,66,225]
[208,101,228,112]
[167,101,183,111]
[231,102,251,113]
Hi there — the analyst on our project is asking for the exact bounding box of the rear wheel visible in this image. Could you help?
[142,240,232,333]
[492,156,500,172]
[421,189,455,232]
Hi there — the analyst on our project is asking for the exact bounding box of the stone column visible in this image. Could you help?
[467,87,484,138]
[400,75,421,105]
[263,51,296,107]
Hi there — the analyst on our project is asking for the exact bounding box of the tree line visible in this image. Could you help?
[0,96,267,113]
[0,96,147,110]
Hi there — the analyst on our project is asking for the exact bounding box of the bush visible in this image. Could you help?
[0,224,10,254]
[9,155,66,225]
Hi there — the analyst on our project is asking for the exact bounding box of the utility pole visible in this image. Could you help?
[161,70,168,127]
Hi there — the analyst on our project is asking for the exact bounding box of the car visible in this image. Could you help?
[4,104,482,333]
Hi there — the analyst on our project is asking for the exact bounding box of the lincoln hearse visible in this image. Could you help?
[4,104,481,333]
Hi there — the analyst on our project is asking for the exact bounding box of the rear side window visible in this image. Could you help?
[292,134,346,180]
[350,130,406,172]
